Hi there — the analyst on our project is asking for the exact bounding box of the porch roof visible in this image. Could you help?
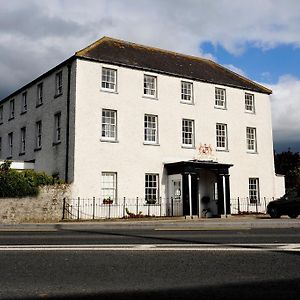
[164,160,233,175]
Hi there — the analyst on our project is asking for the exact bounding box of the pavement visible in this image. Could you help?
[0,214,299,230]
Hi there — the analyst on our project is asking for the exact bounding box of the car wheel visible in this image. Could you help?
[288,213,298,219]
[269,208,280,218]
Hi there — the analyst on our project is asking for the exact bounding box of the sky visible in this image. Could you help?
[0,0,299,152]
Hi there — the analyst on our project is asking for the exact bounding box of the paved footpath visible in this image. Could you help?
[0,215,299,231]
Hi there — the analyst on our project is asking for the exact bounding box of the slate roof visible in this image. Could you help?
[76,37,272,94]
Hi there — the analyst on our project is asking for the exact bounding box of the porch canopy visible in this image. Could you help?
[164,160,233,217]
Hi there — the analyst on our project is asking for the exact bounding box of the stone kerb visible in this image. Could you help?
[0,184,70,224]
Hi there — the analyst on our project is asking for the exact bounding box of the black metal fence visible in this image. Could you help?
[230,197,274,215]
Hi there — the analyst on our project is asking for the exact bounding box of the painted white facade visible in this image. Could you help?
[0,39,285,217]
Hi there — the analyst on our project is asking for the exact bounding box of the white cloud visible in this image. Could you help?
[269,75,300,143]
[223,64,246,77]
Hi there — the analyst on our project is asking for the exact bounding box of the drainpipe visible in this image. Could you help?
[65,64,71,183]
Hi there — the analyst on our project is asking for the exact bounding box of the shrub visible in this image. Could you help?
[0,161,63,198]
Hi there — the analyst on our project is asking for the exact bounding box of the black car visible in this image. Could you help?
[267,190,300,218]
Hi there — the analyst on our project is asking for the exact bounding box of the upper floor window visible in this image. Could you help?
[35,121,42,149]
[20,127,26,154]
[145,173,159,203]
[55,71,63,96]
[21,92,27,114]
[9,99,15,120]
[144,114,158,144]
[54,112,61,144]
[216,123,228,150]
[215,87,226,109]
[101,68,117,92]
[8,132,13,157]
[37,83,43,106]
[0,105,3,124]
[182,119,195,147]
[101,109,117,141]
[144,75,157,98]
[246,127,257,152]
[245,93,255,113]
[101,172,117,203]
[181,81,193,103]
[249,178,260,204]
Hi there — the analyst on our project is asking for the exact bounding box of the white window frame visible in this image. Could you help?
[246,127,257,152]
[181,81,193,103]
[37,83,43,106]
[101,67,117,92]
[20,127,26,154]
[21,92,27,113]
[143,74,157,98]
[101,172,117,203]
[101,109,117,142]
[9,99,15,119]
[145,173,159,203]
[215,87,226,109]
[144,114,158,144]
[55,71,63,96]
[54,112,61,144]
[216,123,228,150]
[249,178,260,204]
[35,121,42,149]
[0,105,3,123]
[182,119,195,147]
[8,132,13,157]
[245,93,255,113]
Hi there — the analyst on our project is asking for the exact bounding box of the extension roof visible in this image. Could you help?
[76,37,272,94]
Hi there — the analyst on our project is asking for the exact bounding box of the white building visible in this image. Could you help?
[0,37,285,218]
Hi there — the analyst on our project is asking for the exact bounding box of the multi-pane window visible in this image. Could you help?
[0,105,3,124]
[21,92,27,113]
[8,132,13,157]
[145,174,159,203]
[182,119,194,147]
[54,112,61,143]
[101,172,117,202]
[249,178,260,204]
[101,68,117,91]
[20,127,26,154]
[37,83,43,106]
[35,121,42,149]
[216,123,228,150]
[101,109,117,141]
[181,81,193,102]
[246,127,257,152]
[245,93,255,113]
[144,75,157,97]
[215,87,226,109]
[144,114,158,144]
[9,99,15,119]
[55,71,63,96]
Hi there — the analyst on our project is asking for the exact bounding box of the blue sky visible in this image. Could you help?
[0,0,300,152]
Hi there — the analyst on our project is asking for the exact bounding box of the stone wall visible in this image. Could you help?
[0,184,70,224]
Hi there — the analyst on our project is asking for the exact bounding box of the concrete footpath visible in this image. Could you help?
[0,215,299,231]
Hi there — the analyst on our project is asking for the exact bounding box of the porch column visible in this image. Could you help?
[188,173,192,218]
[222,175,227,218]
[225,174,231,215]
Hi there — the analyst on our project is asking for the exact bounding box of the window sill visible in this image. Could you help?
[142,95,158,100]
[100,139,119,143]
[214,106,227,110]
[143,142,160,146]
[20,111,27,115]
[53,141,61,146]
[36,103,43,108]
[180,100,194,105]
[245,110,255,114]
[19,152,25,156]
[181,145,196,149]
[54,93,63,99]
[100,88,118,94]
[34,147,42,152]
[216,148,229,152]
[8,117,14,121]
[246,151,258,154]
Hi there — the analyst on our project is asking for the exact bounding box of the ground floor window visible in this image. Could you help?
[249,178,259,204]
[101,172,117,203]
[145,174,159,203]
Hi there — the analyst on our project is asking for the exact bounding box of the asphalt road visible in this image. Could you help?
[1,226,300,300]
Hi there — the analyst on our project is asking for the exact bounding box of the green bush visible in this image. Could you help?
[0,161,63,198]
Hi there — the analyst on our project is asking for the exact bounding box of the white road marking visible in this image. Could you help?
[0,243,300,252]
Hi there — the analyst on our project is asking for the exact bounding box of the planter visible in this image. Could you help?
[103,199,113,204]
[146,199,157,205]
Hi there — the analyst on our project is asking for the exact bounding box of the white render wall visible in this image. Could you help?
[72,59,283,200]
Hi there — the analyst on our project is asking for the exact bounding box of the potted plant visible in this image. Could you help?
[146,199,156,205]
[103,197,113,204]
